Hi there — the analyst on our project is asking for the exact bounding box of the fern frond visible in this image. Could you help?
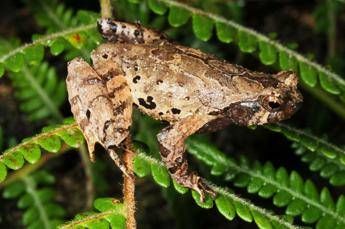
[0,119,83,183]
[2,170,65,228]
[133,145,297,229]
[293,143,345,186]
[10,62,66,122]
[186,137,345,228]
[29,0,101,59]
[0,23,96,78]
[0,38,64,122]
[266,123,345,185]
[59,198,126,229]
[1,120,297,228]
[30,0,79,32]
[132,0,345,119]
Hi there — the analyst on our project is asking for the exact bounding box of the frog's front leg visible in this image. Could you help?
[157,115,217,201]
[97,18,165,44]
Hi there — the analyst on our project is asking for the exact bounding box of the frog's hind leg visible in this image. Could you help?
[157,115,217,201]
[93,59,134,176]
[67,58,133,176]
[98,18,166,44]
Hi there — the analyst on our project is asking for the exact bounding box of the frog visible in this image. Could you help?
[66,18,303,201]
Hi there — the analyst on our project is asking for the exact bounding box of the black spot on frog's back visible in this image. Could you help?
[138,96,156,109]
[171,108,181,114]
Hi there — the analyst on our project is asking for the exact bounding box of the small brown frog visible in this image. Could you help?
[66,19,302,200]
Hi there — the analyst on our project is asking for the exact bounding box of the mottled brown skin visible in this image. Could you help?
[67,19,303,200]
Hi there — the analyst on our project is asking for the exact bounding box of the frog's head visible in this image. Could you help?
[224,71,303,126]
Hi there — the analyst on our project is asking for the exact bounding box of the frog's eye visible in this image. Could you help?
[268,101,280,110]
[262,96,282,111]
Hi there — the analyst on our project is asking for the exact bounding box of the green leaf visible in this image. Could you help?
[273,190,292,207]
[21,144,41,164]
[316,216,336,229]
[234,201,253,222]
[319,145,337,159]
[133,156,151,178]
[192,190,213,209]
[299,62,317,87]
[3,182,25,198]
[35,135,61,153]
[4,52,25,72]
[148,0,167,15]
[252,210,272,229]
[301,207,322,223]
[259,41,276,65]
[215,195,236,221]
[23,206,38,225]
[319,72,341,95]
[192,14,213,42]
[286,199,306,216]
[279,51,297,71]
[2,151,25,170]
[215,22,236,43]
[151,163,170,188]
[23,44,44,65]
[108,215,126,229]
[336,195,345,215]
[320,164,338,178]
[309,157,326,171]
[49,38,66,56]
[258,184,277,198]
[18,193,34,209]
[56,129,83,148]
[0,162,7,182]
[168,6,190,27]
[289,171,303,193]
[304,180,319,201]
[94,198,123,212]
[320,188,335,210]
[238,31,256,53]
[233,173,251,188]
[247,177,264,193]
[275,167,289,186]
[172,179,188,194]
[66,33,87,49]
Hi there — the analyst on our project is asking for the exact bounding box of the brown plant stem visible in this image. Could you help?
[123,137,136,229]
[79,142,95,209]
[100,0,113,18]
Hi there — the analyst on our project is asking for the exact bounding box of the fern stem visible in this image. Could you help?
[59,206,125,228]
[123,137,136,229]
[39,0,66,29]
[22,176,51,229]
[79,143,95,210]
[0,123,78,161]
[0,24,95,63]
[0,153,56,188]
[100,0,113,18]
[21,66,63,121]
[327,0,336,59]
[301,79,345,120]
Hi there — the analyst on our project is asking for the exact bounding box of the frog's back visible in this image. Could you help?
[94,42,258,123]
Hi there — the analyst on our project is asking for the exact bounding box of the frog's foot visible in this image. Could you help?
[157,115,217,202]
[175,172,216,202]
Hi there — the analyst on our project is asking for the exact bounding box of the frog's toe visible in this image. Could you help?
[195,177,217,202]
